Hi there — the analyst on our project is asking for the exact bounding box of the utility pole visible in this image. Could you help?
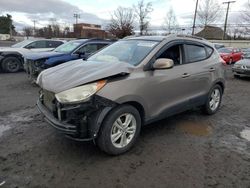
[73,13,80,25]
[32,20,36,36]
[222,1,236,40]
[192,0,199,35]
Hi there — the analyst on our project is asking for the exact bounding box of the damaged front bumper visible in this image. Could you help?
[37,90,116,141]
[24,59,44,82]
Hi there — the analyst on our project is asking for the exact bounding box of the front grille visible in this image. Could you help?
[43,90,56,112]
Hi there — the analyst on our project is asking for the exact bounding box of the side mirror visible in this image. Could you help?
[153,58,174,70]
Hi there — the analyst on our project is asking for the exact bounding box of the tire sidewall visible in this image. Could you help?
[205,85,222,115]
[2,56,21,73]
[97,105,141,155]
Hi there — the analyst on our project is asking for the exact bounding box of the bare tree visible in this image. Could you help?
[163,7,178,34]
[23,27,33,38]
[134,0,153,35]
[107,7,135,39]
[242,2,250,22]
[197,0,221,26]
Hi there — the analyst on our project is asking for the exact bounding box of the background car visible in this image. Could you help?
[0,39,65,73]
[24,38,114,81]
[218,47,243,64]
[213,43,225,50]
[241,48,250,59]
[232,53,250,78]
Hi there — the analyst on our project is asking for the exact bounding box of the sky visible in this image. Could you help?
[0,0,248,32]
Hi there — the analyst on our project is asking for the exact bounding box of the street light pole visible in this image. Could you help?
[222,1,236,40]
[192,0,199,35]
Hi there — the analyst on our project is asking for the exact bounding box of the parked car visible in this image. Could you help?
[0,39,65,73]
[213,43,225,50]
[36,35,225,155]
[218,47,243,64]
[232,53,250,78]
[241,48,250,59]
[24,39,113,82]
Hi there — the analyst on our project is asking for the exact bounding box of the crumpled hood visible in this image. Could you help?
[24,51,64,60]
[37,59,135,93]
[235,59,250,65]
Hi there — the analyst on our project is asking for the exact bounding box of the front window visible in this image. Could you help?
[88,40,159,66]
[54,40,85,53]
[11,40,33,48]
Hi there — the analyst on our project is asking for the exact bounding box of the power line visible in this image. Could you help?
[222,1,236,39]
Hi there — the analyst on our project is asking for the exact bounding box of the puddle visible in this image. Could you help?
[240,129,250,141]
[0,124,11,137]
[177,121,212,136]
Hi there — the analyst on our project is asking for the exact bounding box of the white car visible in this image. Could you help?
[0,39,65,72]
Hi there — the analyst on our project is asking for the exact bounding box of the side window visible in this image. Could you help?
[97,43,108,50]
[47,41,64,48]
[77,44,98,54]
[206,46,213,57]
[25,41,47,49]
[185,44,206,63]
[157,44,182,65]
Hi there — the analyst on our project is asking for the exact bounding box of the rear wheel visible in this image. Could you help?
[2,56,21,73]
[203,85,222,115]
[97,105,141,155]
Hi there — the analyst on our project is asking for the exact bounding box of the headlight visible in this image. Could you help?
[34,59,47,67]
[234,64,241,68]
[55,80,106,104]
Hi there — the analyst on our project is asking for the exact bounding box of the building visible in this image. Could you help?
[195,25,230,40]
[73,23,111,39]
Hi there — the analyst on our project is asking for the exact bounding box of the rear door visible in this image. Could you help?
[182,42,216,106]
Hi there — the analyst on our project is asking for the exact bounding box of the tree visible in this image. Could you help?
[197,0,220,26]
[23,27,33,38]
[163,7,178,34]
[107,7,135,39]
[0,14,15,35]
[242,2,250,22]
[134,0,153,35]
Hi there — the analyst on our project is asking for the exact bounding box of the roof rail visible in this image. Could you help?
[176,34,205,40]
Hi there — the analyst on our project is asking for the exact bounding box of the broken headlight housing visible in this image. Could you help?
[34,59,47,67]
[55,80,106,104]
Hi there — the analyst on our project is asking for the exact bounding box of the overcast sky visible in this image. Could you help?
[0,0,248,31]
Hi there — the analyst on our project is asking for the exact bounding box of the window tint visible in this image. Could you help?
[97,43,108,50]
[185,44,206,62]
[157,44,182,65]
[77,44,98,54]
[47,41,64,48]
[25,41,47,49]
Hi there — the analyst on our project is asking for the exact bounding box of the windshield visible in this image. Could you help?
[218,48,231,53]
[11,40,33,48]
[54,40,83,53]
[88,40,159,66]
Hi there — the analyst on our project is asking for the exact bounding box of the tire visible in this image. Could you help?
[97,105,141,155]
[203,85,222,115]
[1,56,21,73]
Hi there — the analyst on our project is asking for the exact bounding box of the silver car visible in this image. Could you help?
[36,35,225,155]
[232,54,250,78]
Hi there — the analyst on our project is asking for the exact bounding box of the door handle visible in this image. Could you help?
[182,73,190,78]
[209,67,215,72]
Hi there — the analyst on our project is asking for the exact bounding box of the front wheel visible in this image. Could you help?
[1,56,22,73]
[97,105,141,155]
[203,85,222,115]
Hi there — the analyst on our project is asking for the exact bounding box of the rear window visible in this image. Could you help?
[185,44,207,62]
